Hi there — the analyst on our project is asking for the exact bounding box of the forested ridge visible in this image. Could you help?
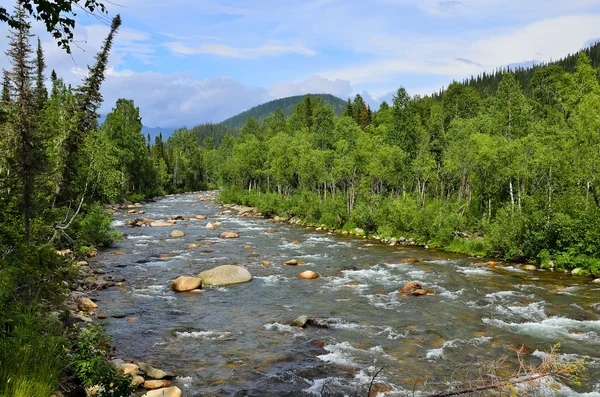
[220,93,347,130]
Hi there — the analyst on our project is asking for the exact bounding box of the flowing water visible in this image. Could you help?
[96,193,600,396]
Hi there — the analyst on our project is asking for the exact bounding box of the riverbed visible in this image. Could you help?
[96,192,600,396]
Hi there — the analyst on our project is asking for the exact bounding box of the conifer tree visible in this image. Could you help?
[5,4,35,240]
[34,37,47,110]
[1,70,10,104]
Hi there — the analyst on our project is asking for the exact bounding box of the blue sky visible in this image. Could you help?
[2,0,600,127]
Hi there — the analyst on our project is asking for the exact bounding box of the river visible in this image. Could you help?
[96,192,600,396]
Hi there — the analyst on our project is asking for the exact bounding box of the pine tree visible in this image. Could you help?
[34,37,47,110]
[73,14,121,143]
[5,4,35,241]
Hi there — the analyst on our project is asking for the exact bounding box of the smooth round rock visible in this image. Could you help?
[143,387,182,397]
[150,221,173,227]
[195,215,207,220]
[198,265,252,286]
[521,264,537,271]
[171,276,202,292]
[220,231,239,239]
[143,380,171,389]
[298,271,320,280]
[284,259,298,266]
[170,230,185,238]
[291,315,309,327]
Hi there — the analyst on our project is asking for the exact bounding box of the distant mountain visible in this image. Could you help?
[220,94,348,130]
[141,125,176,142]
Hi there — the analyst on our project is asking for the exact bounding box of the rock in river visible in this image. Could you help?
[171,276,202,292]
[78,297,98,311]
[170,230,185,238]
[150,221,173,227]
[144,380,171,389]
[298,271,320,279]
[143,386,182,397]
[198,265,252,286]
[284,259,298,266]
[194,215,207,220]
[220,231,239,239]
[521,264,537,271]
[398,281,421,294]
[291,315,309,327]
[138,361,174,380]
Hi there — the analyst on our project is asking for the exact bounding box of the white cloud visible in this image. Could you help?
[269,75,352,99]
[164,42,316,59]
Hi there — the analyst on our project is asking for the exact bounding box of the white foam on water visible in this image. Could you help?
[134,243,148,247]
[174,330,232,340]
[406,270,428,279]
[263,322,305,338]
[482,317,600,344]
[426,336,492,360]
[423,259,460,265]
[502,265,527,273]
[494,301,547,321]
[438,288,465,299]
[456,267,493,276]
[132,284,176,301]
[176,376,193,388]
[255,275,287,286]
[128,235,152,240]
[485,290,519,300]
[111,220,125,227]
[364,292,404,310]
[317,341,396,368]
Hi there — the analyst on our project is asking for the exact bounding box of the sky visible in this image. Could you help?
[1,0,600,128]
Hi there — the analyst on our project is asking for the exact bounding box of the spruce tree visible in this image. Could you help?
[34,37,47,110]
[5,4,35,241]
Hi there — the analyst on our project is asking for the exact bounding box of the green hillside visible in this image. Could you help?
[220,93,347,130]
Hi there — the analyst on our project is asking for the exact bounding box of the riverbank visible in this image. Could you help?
[217,194,600,283]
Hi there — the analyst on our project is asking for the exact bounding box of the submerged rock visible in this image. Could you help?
[307,318,330,328]
[220,231,239,239]
[171,276,202,292]
[170,230,185,238]
[298,271,320,280]
[402,258,421,264]
[398,281,422,294]
[260,261,271,266]
[198,265,252,286]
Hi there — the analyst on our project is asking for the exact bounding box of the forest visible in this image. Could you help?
[1,0,600,394]
[211,50,600,277]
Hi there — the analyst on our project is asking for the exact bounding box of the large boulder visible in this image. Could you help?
[398,281,422,294]
[138,362,174,380]
[170,230,185,238]
[142,387,182,397]
[198,265,252,286]
[171,276,202,292]
[220,231,239,239]
[592,278,600,284]
[521,264,537,271]
[118,363,139,376]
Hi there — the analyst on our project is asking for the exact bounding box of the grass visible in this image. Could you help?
[0,311,67,397]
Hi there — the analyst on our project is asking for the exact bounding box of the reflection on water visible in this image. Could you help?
[97,193,600,396]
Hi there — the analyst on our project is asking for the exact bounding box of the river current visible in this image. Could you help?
[96,192,600,396]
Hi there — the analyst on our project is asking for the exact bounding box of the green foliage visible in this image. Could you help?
[71,204,121,249]
[71,324,134,396]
